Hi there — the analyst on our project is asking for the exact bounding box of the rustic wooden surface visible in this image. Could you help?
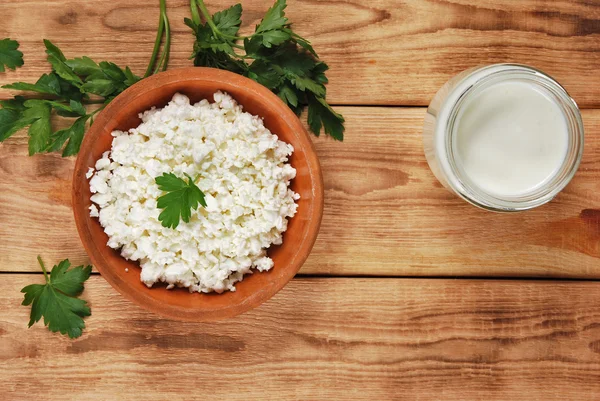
[1,0,600,106]
[1,0,600,400]
[2,108,600,277]
[2,276,600,401]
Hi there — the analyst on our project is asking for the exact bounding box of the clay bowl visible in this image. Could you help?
[72,67,324,321]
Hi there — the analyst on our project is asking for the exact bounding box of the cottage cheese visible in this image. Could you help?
[88,92,299,293]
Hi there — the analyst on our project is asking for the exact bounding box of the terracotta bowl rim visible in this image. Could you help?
[72,67,324,321]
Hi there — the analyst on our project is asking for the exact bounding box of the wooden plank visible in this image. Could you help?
[1,275,600,400]
[1,107,600,277]
[0,0,600,107]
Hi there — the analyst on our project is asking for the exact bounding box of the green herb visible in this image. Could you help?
[0,38,24,72]
[186,0,345,140]
[155,172,207,229]
[21,256,92,339]
[22,99,53,155]
[0,1,171,156]
[0,40,136,156]
[145,0,172,77]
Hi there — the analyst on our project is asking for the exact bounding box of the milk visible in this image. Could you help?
[453,80,569,197]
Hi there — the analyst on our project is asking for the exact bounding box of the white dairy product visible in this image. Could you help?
[88,92,299,293]
[453,80,569,197]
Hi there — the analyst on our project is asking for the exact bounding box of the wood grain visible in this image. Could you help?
[1,275,600,401]
[2,108,599,277]
[0,0,599,106]
[2,1,600,399]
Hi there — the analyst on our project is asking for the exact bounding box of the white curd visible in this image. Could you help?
[88,92,299,293]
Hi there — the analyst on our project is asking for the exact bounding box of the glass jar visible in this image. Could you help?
[423,64,584,212]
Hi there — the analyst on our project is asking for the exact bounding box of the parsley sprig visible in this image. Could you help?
[0,40,140,156]
[155,172,207,229]
[0,38,24,72]
[186,0,345,140]
[21,256,92,339]
[0,0,171,156]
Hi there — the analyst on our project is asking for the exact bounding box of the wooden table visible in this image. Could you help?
[1,0,600,399]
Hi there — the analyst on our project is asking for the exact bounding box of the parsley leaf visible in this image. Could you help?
[0,38,24,72]
[278,85,299,107]
[213,4,242,37]
[0,107,36,142]
[247,59,282,89]
[22,100,52,155]
[69,99,87,116]
[290,32,317,57]
[260,30,290,48]
[124,66,141,87]
[256,0,288,33]
[0,96,27,111]
[47,115,89,156]
[80,79,118,97]
[156,173,207,229]
[307,94,345,141]
[44,40,83,87]
[3,73,62,95]
[43,39,67,62]
[21,256,92,339]
[188,0,344,140]
[65,56,102,75]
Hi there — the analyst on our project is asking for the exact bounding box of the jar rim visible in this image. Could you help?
[441,64,584,212]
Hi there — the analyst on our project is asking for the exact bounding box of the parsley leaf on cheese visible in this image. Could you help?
[156,172,207,229]
[0,38,24,72]
[187,0,344,140]
[21,256,92,339]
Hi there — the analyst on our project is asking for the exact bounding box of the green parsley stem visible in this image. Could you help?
[144,0,166,78]
[195,0,220,35]
[42,99,105,105]
[82,99,107,105]
[87,104,106,126]
[190,0,201,25]
[88,105,105,117]
[154,0,171,74]
[37,255,50,283]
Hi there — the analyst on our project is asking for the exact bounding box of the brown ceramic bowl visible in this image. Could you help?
[72,67,323,321]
